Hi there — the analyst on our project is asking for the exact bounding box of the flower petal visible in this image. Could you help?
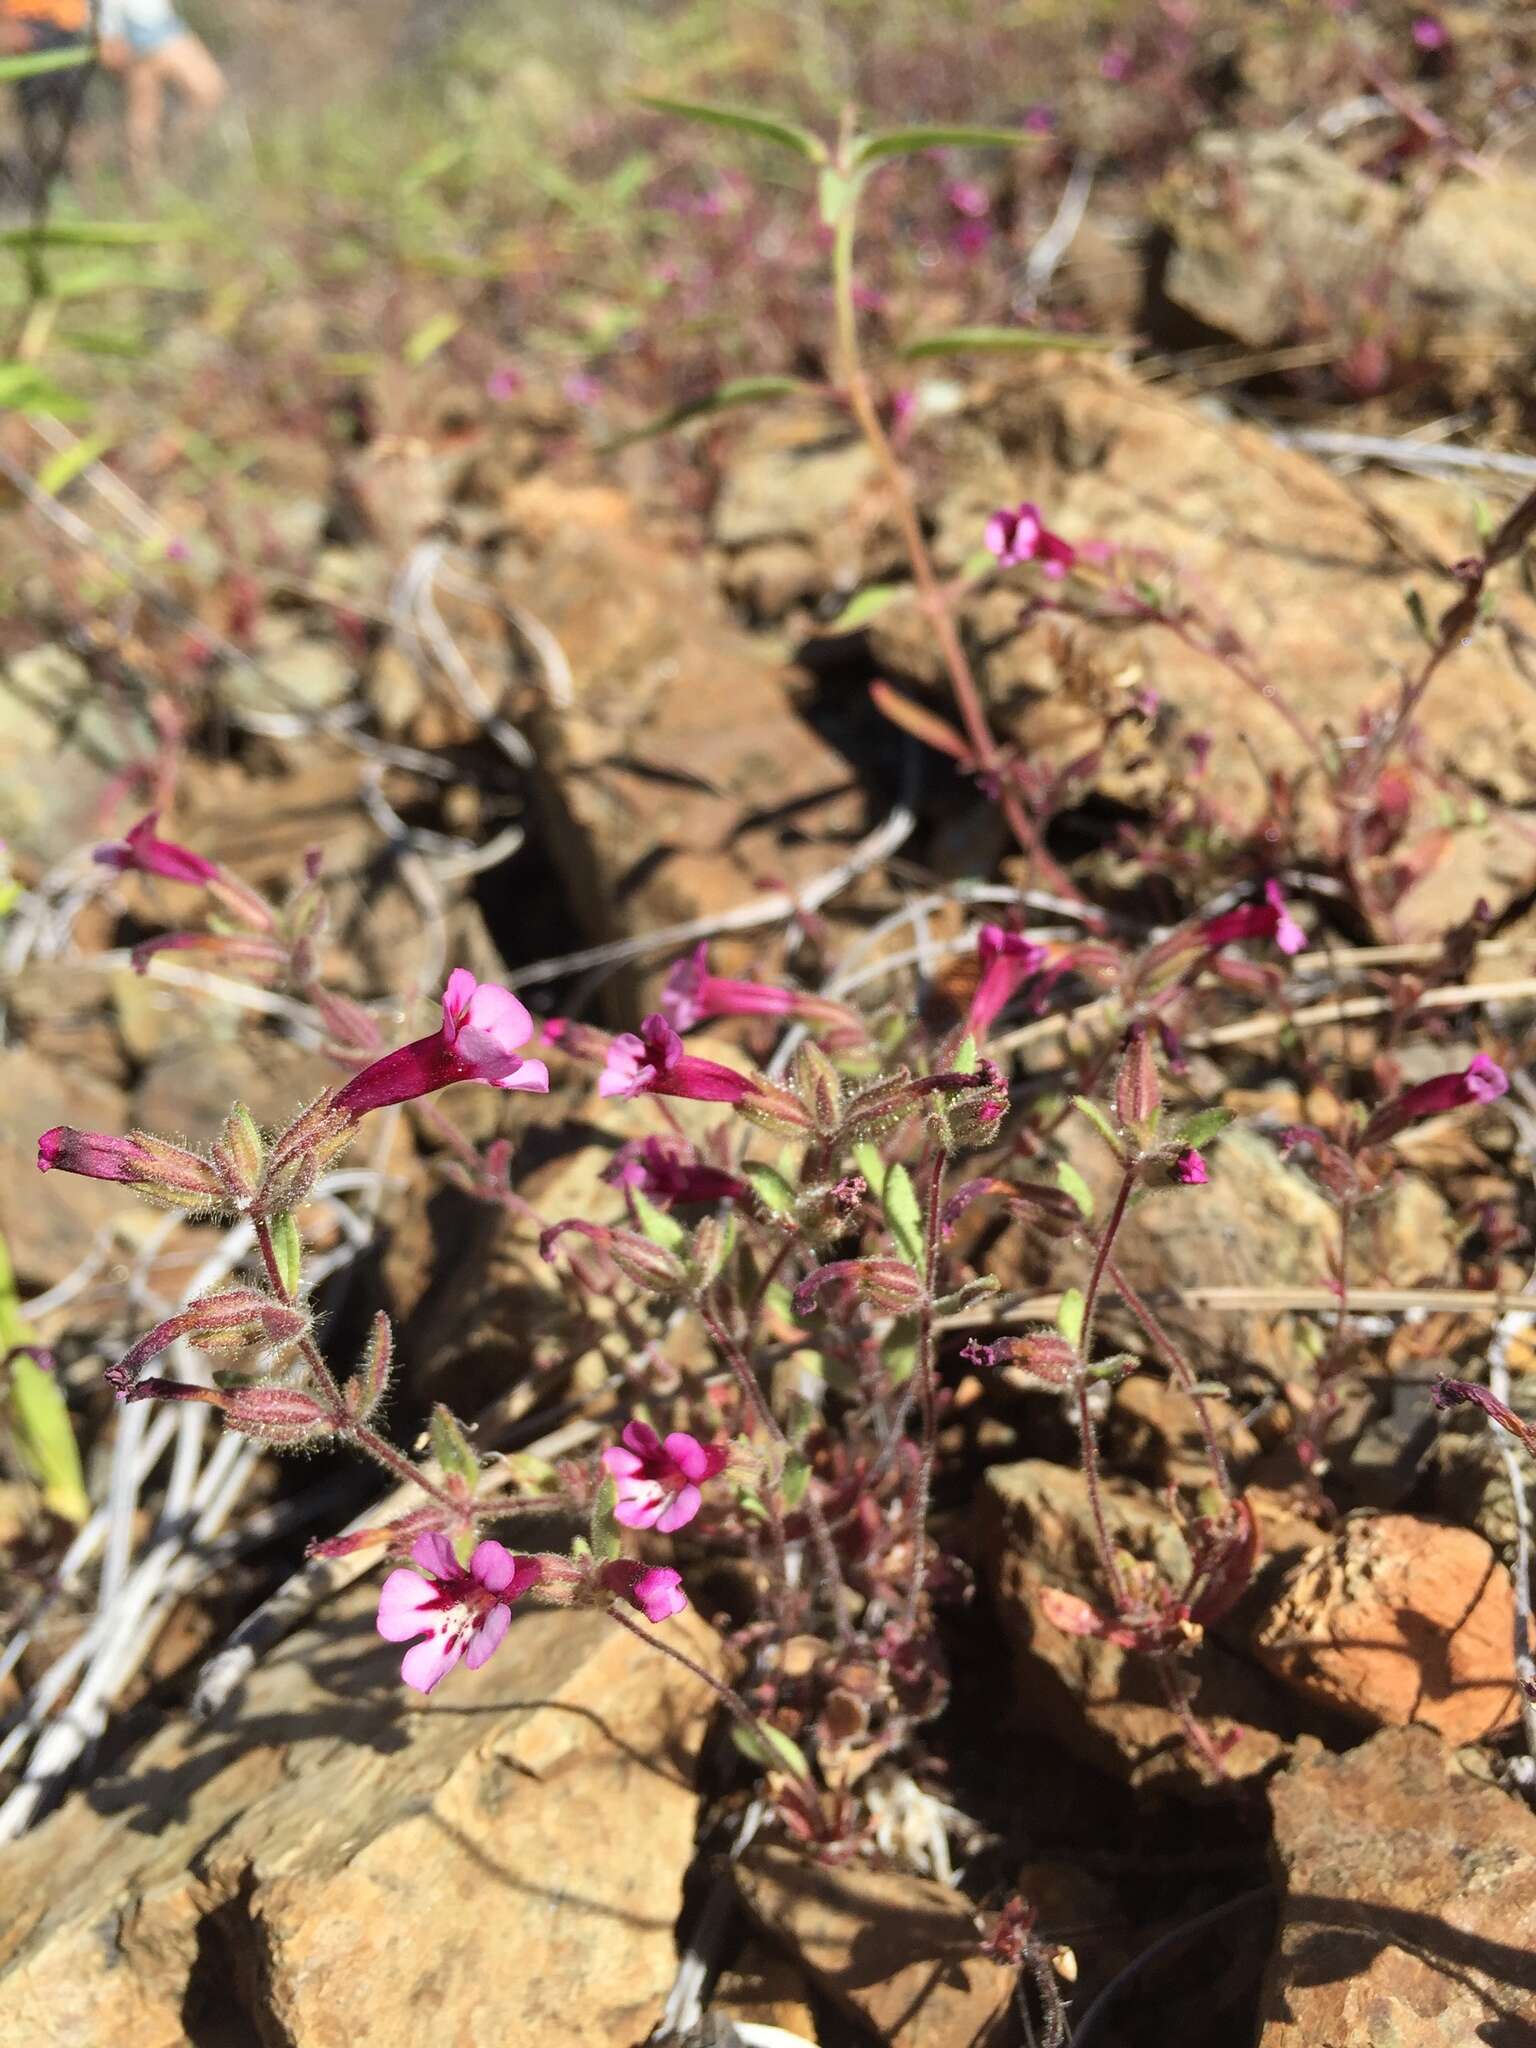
[463,1599,512,1670]
[411,1531,458,1580]
[620,1420,663,1463]
[465,981,534,1050]
[495,1058,550,1094]
[376,1568,438,1641]
[440,968,478,1037]
[655,1483,702,1533]
[663,1430,709,1482]
[401,1631,461,1694]
[470,1538,517,1593]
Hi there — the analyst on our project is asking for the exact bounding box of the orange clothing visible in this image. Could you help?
[2,0,89,26]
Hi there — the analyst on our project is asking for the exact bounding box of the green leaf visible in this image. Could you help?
[851,122,1047,167]
[1174,1107,1235,1150]
[1073,1095,1122,1156]
[853,1141,886,1203]
[782,1450,811,1509]
[589,1472,622,1561]
[951,1034,978,1075]
[743,1160,797,1216]
[1057,1286,1086,1348]
[1055,1161,1096,1221]
[823,582,904,635]
[403,311,461,366]
[730,1718,813,1780]
[0,1231,87,1524]
[884,1319,917,1387]
[430,1403,480,1488]
[0,43,93,81]
[632,93,827,162]
[605,374,811,449]
[36,430,112,500]
[268,1213,303,1299]
[0,219,194,249]
[898,325,1116,362]
[631,1188,686,1251]
[882,1162,925,1267]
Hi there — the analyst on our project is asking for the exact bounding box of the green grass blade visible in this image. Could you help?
[632,93,826,163]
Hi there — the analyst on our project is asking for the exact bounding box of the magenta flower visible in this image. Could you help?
[602,1420,728,1533]
[486,366,523,400]
[333,969,549,1119]
[376,1533,541,1694]
[1197,880,1305,957]
[950,218,992,260]
[598,1014,751,1104]
[94,812,218,887]
[946,178,990,218]
[1411,15,1446,50]
[599,1559,689,1624]
[1362,1055,1509,1148]
[37,1124,223,1207]
[660,943,796,1033]
[605,1135,746,1207]
[1170,1147,1209,1185]
[967,925,1049,1039]
[984,502,1077,579]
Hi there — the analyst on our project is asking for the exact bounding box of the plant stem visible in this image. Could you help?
[902,1144,948,1637]
[828,191,1084,908]
[1075,1160,1140,1609]
[1108,1257,1234,1505]
[699,1296,851,1640]
[605,1605,810,1777]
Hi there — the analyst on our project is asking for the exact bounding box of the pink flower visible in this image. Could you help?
[605,1135,746,1207]
[967,925,1049,1039]
[1171,1147,1209,1185]
[984,502,1076,579]
[486,366,523,400]
[38,1126,155,1183]
[1362,1055,1509,1148]
[599,1558,689,1624]
[94,813,218,887]
[660,942,797,1032]
[563,371,601,406]
[946,179,990,218]
[950,219,992,260]
[333,969,549,1118]
[376,1533,541,1693]
[598,1014,751,1104]
[1099,42,1131,81]
[602,1420,728,1533]
[1411,15,1446,50]
[1197,880,1305,957]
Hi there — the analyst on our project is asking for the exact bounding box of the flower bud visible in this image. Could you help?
[106,1290,309,1392]
[37,1125,228,1211]
[961,1332,1077,1384]
[220,1384,336,1445]
[794,1257,924,1318]
[344,1311,394,1422]
[213,1103,265,1204]
[1114,1024,1160,1132]
[792,1041,843,1132]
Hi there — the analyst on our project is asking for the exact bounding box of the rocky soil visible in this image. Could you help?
[3,4,1536,2044]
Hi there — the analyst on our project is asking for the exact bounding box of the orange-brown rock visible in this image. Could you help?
[736,1844,1011,2048]
[1251,1513,1519,1743]
[0,1586,721,2048]
[1258,1726,1536,2046]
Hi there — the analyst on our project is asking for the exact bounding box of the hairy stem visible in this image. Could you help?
[902,1144,948,1637]
[605,1606,810,1777]
[1108,1257,1234,1504]
[828,191,1084,907]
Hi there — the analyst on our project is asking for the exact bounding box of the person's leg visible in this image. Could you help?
[145,30,225,144]
[123,57,163,191]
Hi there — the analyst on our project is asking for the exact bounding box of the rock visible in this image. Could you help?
[134,1036,339,1150]
[1251,1514,1519,1743]
[977,1458,1295,1789]
[0,1583,721,2048]
[919,359,1536,901]
[1257,1726,1536,2046]
[712,429,877,560]
[0,1047,133,1289]
[736,1843,1011,2048]
[501,487,868,1020]
[710,1935,821,2041]
[0,646,156,863]
[1158,133,1536,355]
